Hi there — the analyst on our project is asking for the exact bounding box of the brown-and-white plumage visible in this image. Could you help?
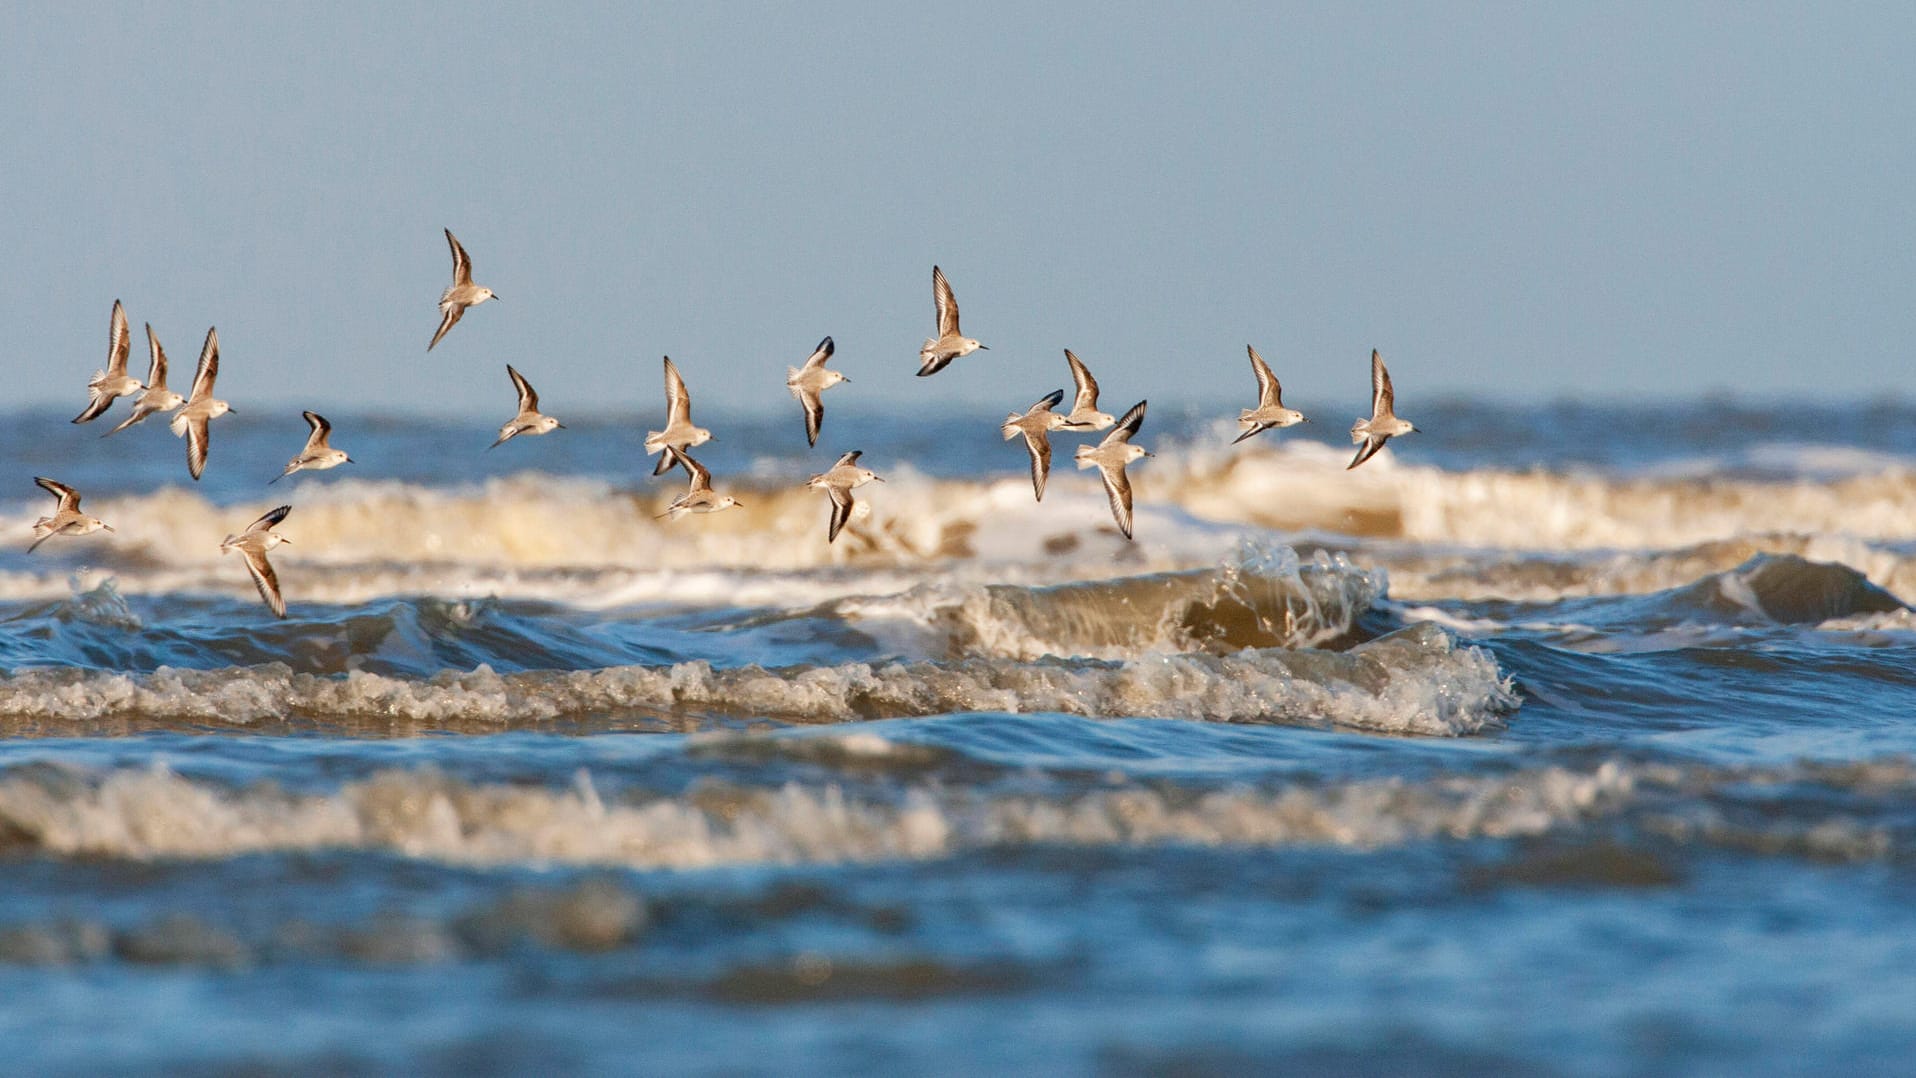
[489,364,564,448]
[1074,400,1151,540]
[1348,349,1417,470]
[1234,344,1308,444]
[917,266,987,376]
[105,324,187,436]
[73,300,142,424]
[169,327,234,481]
[785,336,847,447]
[805,449,883,543]
[1001,388,1067,501]
[644,356,713,476]
[657,448,742,520]
[274,411,353,483]
[27,477,113,554]
[427,228,499,351]
[1058,350,1114,432]
[220,505,292,618]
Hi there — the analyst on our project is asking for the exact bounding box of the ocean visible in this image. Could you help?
[1,397,1914,1074]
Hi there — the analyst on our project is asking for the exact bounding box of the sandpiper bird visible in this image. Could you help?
[105,324,187,436]
[1234,344,1308,444]
[1348,349,1417,470]
[657,448,742,520]
[72,300,142,424]
[806,450,882,543]
[644,356,712,476]
[1001,388,1068,501]
[27,478,113,554]
[170,327,234,481]
[273,411,353,483]
[220,505,292,618]
[917,265,987,376]
[785,336,847,447]
[489,364,564,448]
[427,228,499,351]
[1075,400,1151,540]
[1057,350,1114,432]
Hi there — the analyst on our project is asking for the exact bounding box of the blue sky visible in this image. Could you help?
[4,5,1912,418]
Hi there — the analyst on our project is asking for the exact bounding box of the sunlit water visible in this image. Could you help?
[1,400,1914,1073]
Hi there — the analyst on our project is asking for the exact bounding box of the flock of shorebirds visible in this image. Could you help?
[28,230,1420,618]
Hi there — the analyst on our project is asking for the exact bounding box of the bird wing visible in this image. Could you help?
[145,324,168,388]
[832,449,863,469]
[428,304,464,352]
[802,336,834,370]
[446,228,472,286]
[1032,388,1066,414]
[106,301,130,377]
[932,265,960,337]
[676,448,713,493]
[1065,350,1100,414]
[1248,345,1281,408]
[302,410,332,450]
[507,364,539,412]
[242,548,287,618]
[1103,400,1148,447]
[663,356,693,426]
[1022,428,1052,502]
[248,504,293,535]
[1371,350,1393,417]
[186,416,211,480]
[35,477,80,513]
[799,387,824,448]
[1099,461,1135,540]
[1348,436,1389,471]
[189,327,220,402]
[826,485,854,543]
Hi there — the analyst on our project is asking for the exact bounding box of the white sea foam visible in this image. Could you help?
[0,622,1516,737]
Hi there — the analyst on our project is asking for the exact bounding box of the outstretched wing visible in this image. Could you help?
[35,477,80,513]
[190,327,220,403]
[506,364,539,412]
[446,228,472,286]
[832,449,863,469]
[1370,350,1393,417]
[302,410,332,450]
[1103,400,1147,447]
[1247,345,1281,408]
[1030,388,1066,414]
[802,336,834,370]
[663,357,693,426]
[1065,350,1100,413]
[248,504,293,535]
[428,304,464,352]
[826,485,855,543]
[106,300,130,377]
[932,265,960,337]
[186,417,211,480]
[674,448,713,493]
[1099,462,1135,540]
[1348,436,1389,471]
[1021,429,1052,502]
[799,388,825,447]
[242,548,287,618]
[145,324,168,387]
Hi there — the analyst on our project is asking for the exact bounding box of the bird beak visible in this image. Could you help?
[280,536,293,544]
[1411,426,1421,433]
[555,423,567,429]
[225,406,238,414]
[840,376,852,383]
[873,477,886,483]
[1142,451,1156,458]
[1302,417,1312,423]
[733,499,746,508]
[102,524,116,532]
[345,456,355,464]
[978,345,990,351]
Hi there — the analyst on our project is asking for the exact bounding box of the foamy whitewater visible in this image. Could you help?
[2,401,1915,1073]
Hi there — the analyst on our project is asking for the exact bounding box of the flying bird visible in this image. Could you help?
[785,336,847,447]
[1234,344,1308,444]
[917,266,987,376]
[489,364,564,448]
[1057,350,1114,432]
[274,411,353,483]
[220,505,293,618]
[1348,350,1417,470]
[169,327,234,480]
[27,477,113,554]
[428,228,499,351]
[1001,388,1068,501]
[105,324,187,436]
[1074,400,1151,540]
[657,448,742,520]
[805,449,883,543]
[72,300,142,424]
[644,356,712,476]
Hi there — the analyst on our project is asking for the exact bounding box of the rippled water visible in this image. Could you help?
[3,401,1915,1073]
